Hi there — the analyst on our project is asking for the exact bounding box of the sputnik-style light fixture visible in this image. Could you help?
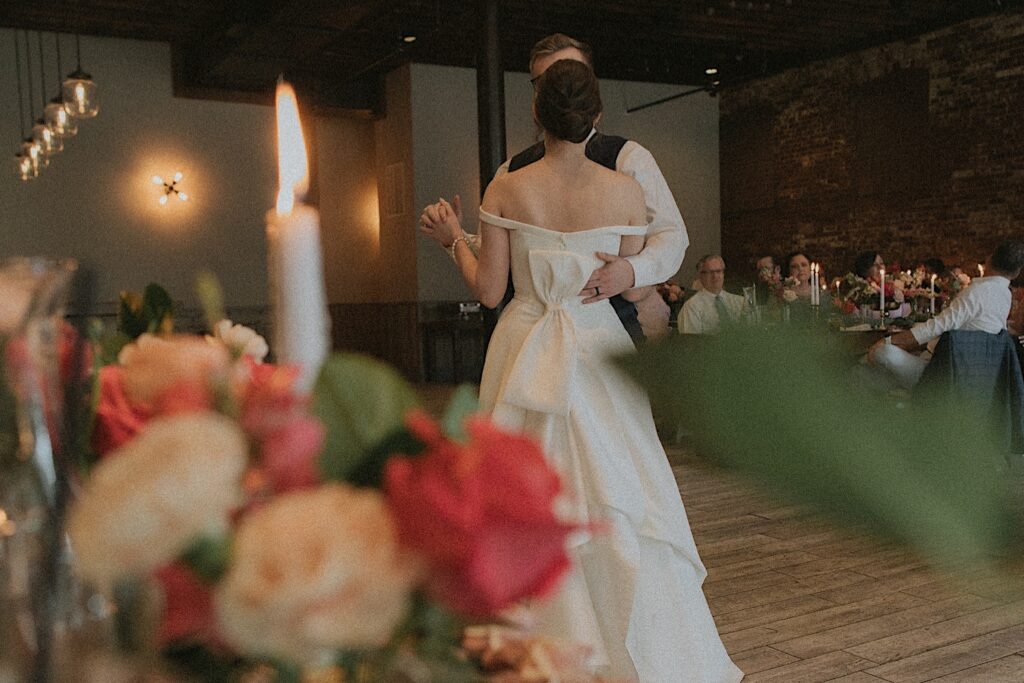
[62,34,98,118]
[152,171,189,205]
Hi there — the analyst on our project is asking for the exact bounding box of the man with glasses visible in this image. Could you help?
[419,33,687,346]
[679,255,745,334]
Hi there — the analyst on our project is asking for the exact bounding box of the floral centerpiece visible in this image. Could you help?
[836,273,903,316]
[62,284,600,682]
[758,266,799,304]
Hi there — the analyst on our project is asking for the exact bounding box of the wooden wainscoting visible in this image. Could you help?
[327,302,420,380]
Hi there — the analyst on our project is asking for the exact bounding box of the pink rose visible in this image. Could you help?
[261,417,325,493]
[237,361,325,492]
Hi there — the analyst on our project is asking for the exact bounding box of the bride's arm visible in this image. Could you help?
[445,186,509,309]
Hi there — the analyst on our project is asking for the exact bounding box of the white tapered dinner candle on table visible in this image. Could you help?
[267,79,329,392]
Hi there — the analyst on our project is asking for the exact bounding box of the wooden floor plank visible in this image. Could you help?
[771,595,994,660]
[925,654,1024,682]
[731,646,800,674]
[846,600,1024,665]
[714,595,833,633]
[742,651,873,682]
[865,624,1024,683]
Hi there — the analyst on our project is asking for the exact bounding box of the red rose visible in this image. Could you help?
[91,365,152,456]
[384,412,576,617]
[155,562,218,646]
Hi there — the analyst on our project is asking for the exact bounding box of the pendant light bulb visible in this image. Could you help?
[32,117,63,155]
[62,70,98,118]
[21,138,49,173]
[13,153,37,181]
[45,96,78,137]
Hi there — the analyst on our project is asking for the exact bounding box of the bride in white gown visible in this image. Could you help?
[438,59,742,682]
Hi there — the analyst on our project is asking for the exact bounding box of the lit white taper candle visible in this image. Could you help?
[267,79,329,392]
[879,267,886,319]
[929,274,937,317]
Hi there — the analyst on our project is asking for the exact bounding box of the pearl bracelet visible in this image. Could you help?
[448,235,469,261]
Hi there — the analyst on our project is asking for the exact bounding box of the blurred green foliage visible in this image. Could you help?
[617,329,1020,570]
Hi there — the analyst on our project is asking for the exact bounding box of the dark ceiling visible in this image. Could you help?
[1,0,1020,112]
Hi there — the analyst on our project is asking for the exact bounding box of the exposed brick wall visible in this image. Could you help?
[720,9,1024,285]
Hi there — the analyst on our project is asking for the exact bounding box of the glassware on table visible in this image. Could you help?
[742,286,760,323]
[0,257,86,682]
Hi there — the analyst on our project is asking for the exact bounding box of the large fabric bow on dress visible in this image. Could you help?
[502,250,592,416]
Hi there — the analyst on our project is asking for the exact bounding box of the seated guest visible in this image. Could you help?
[923,257,945,277]
[785,251,814,300]
[679,255,746,334]
[869,241,1024,389]
[854,251,885,282]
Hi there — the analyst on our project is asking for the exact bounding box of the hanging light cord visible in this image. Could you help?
[38,31,48,110]
[75,33,82,72]
[15,29,26,138]
[56,33,63,89]
[25,31,36,127]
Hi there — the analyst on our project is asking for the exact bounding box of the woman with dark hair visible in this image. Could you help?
[785,251,814,300]
[433,59,741,682]
[854,250,885,281]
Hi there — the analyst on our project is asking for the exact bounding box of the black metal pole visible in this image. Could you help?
[476,0,505,194]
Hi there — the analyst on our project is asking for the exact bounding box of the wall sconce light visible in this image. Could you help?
[152,171,188,205]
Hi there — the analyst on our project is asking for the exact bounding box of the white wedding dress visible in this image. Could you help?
[478,210,743,683]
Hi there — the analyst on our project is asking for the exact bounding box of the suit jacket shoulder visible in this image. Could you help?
[507,141,546,172]
[506,133,631,173]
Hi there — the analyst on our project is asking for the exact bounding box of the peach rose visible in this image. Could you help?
[215,484,420,664]
[69,413,247,588]
[118,334,230,407]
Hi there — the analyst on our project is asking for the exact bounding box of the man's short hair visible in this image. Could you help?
[529,33,594,73]
[991,241,1024,275]
[697,254,724,272]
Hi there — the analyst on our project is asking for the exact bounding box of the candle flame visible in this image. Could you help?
[275,80,309,215]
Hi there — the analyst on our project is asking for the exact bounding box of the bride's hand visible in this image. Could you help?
[419,196,465,247]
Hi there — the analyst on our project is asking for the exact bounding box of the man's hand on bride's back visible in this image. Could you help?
[419,195,464,247]
[581,253,636,303]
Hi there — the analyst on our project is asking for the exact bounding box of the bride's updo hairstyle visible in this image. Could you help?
[534,59,602,144]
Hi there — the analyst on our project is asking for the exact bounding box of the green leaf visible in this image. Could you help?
[117,291,147,339]
[180,534,232,583]
[195,271,225,333]
[96,331,132,366]
[313,353,420,483]
[441,384,479,441]
[347,426,426,488]
[616,329,1018,570]
[141,283,174,334]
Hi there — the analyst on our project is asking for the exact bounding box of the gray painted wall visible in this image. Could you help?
[411,63,720,302]
[0,31,277,308]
